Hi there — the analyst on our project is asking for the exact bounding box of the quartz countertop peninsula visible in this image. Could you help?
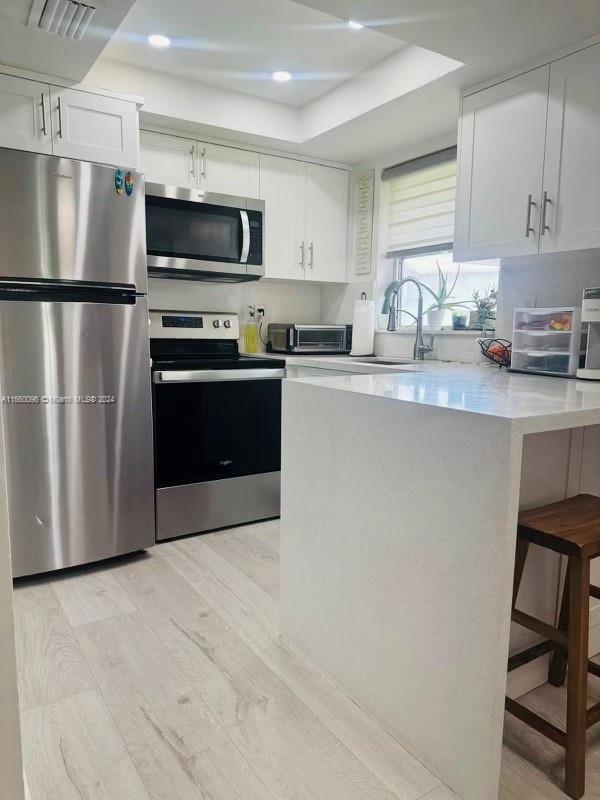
[280,363,600,800]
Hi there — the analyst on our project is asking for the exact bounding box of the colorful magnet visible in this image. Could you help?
[114,169,124,195]
[124,171,134,196]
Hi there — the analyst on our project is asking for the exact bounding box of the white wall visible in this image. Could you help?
[148,277,321,348]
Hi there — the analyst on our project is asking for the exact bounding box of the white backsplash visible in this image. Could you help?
[148,277,321,349]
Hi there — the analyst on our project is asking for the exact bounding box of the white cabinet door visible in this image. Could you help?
[139,131,196,188]
[0,75,51,154]
[541,44,600,253]
[306,163,349,283]
[260,155,307,281]
[51,88,138,167]
[200,143,260,197]
[454,66,549,260]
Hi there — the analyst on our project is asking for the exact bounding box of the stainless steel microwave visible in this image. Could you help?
[145,183,264,282]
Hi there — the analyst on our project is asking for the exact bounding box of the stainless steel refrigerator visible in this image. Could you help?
[0,148,155,578]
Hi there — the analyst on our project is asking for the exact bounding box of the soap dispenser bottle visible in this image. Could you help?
[243,305,260,353]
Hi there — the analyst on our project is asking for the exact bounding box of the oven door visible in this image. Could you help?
[153,368,283,539]
[146,185,264,282]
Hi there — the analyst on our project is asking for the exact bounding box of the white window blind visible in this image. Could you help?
[383,147,456,259]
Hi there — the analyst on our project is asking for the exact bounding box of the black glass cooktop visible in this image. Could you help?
[150,338,285,371]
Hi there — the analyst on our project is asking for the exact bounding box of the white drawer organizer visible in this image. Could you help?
[511,307,582,377]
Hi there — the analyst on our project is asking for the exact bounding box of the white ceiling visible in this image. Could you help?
[103,0,405,106]
[0,0,137,80]
[296,0,600,87]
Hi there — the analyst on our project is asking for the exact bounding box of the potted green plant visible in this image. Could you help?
[470,286,497,330]
[420,262,471,330]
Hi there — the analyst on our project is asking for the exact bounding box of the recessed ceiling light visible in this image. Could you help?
[272,70,292,83]
[347,20,364,29]
[148,33,171,48]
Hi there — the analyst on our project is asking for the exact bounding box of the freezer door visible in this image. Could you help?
[0,148,146,290]
[0,297,155,577]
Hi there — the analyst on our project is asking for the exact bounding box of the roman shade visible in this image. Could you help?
[383,146,457,259]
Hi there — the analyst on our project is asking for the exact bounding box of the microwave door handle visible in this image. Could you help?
[240,210,250,263]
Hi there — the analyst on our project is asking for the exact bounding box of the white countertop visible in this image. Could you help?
[246,351,439,374]
[285,363,600,431]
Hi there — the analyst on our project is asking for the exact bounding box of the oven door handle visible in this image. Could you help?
[240,210,250,264]
[154,368,285,383]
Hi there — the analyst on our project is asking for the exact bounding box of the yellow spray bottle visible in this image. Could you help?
[243,305,261,353]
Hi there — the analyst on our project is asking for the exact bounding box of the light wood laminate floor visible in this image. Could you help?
[13,520,600,799]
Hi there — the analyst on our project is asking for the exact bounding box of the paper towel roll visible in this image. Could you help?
[350,294,375,356]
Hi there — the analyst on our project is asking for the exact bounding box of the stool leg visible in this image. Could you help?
[565,556,590,800]
[549,559,571,687]
[512,538,529,609]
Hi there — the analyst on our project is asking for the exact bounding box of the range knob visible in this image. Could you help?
[213,319,222,329]
[223,319,232,329]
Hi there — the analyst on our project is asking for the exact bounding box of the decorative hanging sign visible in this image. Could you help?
[354,169,375,275]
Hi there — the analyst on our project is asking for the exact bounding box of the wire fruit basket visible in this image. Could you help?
[478,337,512,368]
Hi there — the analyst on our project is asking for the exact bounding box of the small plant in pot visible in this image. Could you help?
[420,262,471,330]
[471,286,497,330]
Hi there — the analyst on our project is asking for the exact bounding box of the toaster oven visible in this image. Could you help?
[267,323,352,354]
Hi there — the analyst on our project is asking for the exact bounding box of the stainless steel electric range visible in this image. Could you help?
[150,310,285,541]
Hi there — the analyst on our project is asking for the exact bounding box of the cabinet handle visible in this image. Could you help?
[525,194,536,238]
[40,93,47,136]
[201,147,207,180]
[308,241,314,269]
[299,241,305,269]
[190,144,196,179]
[541,190,552,235]
[57,96,63,139]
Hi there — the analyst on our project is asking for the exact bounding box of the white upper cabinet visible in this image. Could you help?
[541,45,600,253]
[455,41,600,261]
[306,163,349,282]
[0,74,52,155]
[454,66,549,261]
[139,131,195,187]
[51,88,139,167]
[260,154,307,281]
[200,143,259,197]
[259,156,349,283]
[139,131,259,196]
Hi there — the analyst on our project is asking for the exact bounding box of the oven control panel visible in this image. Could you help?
[149,311,239,340]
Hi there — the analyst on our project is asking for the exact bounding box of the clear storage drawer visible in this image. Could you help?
[513,330,572,353]
[511,307,582,377]
[511,351,571,375]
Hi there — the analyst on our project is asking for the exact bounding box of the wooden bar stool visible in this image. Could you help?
[507,494,600,799]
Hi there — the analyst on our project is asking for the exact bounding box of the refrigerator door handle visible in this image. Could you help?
[0,281,139,304]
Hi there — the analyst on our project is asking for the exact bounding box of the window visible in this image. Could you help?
[381,147,499,328]
[394,252,499,328]
[383,147,457,259]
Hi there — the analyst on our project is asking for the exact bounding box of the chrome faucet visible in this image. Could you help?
[385,277,434,361]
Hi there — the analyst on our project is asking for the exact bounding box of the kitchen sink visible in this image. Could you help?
[346,356,417,365]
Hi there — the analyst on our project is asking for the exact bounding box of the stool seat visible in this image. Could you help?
[518,494,600,558]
